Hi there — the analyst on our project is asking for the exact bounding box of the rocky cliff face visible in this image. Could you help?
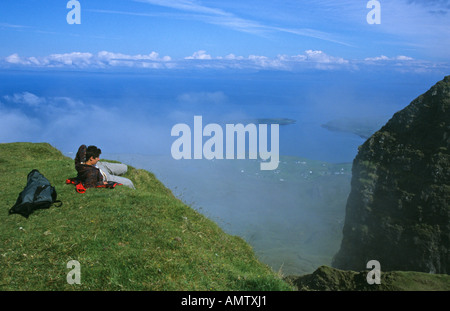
[332,76,450,274]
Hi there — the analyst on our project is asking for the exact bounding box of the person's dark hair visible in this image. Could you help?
[86,145,101,161]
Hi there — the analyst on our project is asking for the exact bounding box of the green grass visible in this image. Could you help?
[0,142,292,291]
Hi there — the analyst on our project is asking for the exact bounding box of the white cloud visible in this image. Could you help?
[5,53,40,66]
[223,54,244,60]
[364,55,414,61]
[5,53,23,64]
[1,50,446,73]
[97,51,172,67]
[360,54,447,73]
[180,49,350,71]
[304,50,348,64]
[185,50,212,60]
[396,56,414,61]
[37,52,94,68]
[2,51,173,69]
[3,93,86,112]
[3,92,46,107]
[0,105,41,142]
[366,55,390,61]
[0,92,171,154]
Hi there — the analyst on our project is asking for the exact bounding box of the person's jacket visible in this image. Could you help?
[74,145,104,188]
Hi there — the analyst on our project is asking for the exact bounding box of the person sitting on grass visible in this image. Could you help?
[75,144,135,189]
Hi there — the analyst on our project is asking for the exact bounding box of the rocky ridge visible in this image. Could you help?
[332,76,450,274]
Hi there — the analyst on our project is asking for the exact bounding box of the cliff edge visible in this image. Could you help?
[332,76,450,274]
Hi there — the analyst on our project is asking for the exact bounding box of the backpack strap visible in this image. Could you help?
[33,185,49,202]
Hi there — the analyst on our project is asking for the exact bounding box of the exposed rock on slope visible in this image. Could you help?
[332,76,450,274]
[285,266,450,291]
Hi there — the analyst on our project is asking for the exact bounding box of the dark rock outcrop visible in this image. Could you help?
[332,76,450,274]
[285,265,450,291]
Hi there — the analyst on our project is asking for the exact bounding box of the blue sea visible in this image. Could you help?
[1,69,439,162]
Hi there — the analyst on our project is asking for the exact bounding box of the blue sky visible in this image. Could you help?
[0,0,449,72]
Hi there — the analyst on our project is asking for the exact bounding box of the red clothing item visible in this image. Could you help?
[66,178,121,193]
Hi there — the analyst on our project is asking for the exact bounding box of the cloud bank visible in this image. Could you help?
[3,51,173,69]
[2,49,443,73]
[0,92,172,155]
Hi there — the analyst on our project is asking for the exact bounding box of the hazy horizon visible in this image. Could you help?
[0,69,444,163]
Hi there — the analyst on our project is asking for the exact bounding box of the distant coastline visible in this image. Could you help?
[321,116,388,139]
[228,118,296,126]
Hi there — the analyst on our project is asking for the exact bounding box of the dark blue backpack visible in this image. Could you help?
[9,169,62,218]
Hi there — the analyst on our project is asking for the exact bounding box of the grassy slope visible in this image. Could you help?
[0,142,292,291]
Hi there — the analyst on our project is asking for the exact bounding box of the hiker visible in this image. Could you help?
[75,145,135,189]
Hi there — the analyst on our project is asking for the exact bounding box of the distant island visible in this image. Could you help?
[321,116,388,139]
[252,118,296,125]
[228,118,296,126]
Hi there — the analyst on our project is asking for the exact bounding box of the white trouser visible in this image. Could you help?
[97,162,135,189]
